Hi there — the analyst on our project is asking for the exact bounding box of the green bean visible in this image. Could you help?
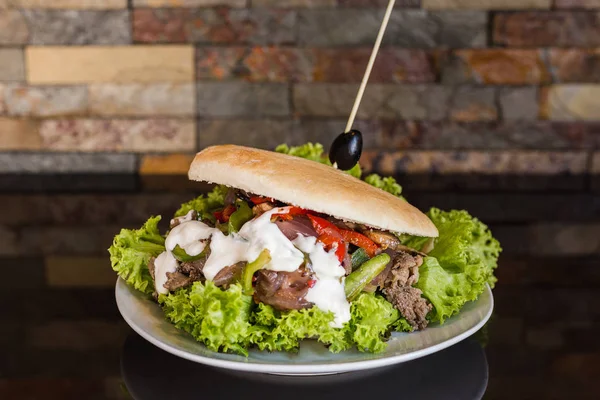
[228,200,254,233]
[350,248,371,271]
[344,253,390,301]
[172,244,206,262]
[242,249,271,295]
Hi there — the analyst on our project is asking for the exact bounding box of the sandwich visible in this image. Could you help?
[110,143,501,355]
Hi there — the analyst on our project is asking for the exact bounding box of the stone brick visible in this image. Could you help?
[0,117,41,150]
[254,0,336,5]
[15,0,127,8]
[21,10,131,45]
[196,47,436,83]
[435,11,487,48]
[488,316,524,345]
[39,119,196,152]
[384,121,596,150]
[0,48,25,82]
[197,119,294,149]
[293,84,449,119]
[530,224,600,255]
[133,0,246,6]
[28,320,129,350]
[0,153,136,173]
[310,48,436,83]
[0,193,193,226]
[196,47,307,82]
[197,83,289,117]
[298,10,485,48]
[555,0,600,7]
[449,86,497,121]
[45,256,116,288]
[293,119,382,148]
[548,49,600,83]
[133,8,295,44]
[339,0,421,5]
[371,151,588,175]
[0,84,4,113]
[26,46,194,84]
[441,50,551,85]
[3,85,87,117]
[493,11,600,47]
[20,225,124,255]
[89,83,194,117]
[498,87,539,120]
[139,154,196,175]
[541,85,600,121]
[423,0,550,8]
[0,10,29,45]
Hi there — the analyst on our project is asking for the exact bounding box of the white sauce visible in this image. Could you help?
[293,235,350,327]
[165,220,216,256]
[154,251,179,295]
[153,206,351,327]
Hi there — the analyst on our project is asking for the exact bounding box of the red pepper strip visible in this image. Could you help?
[250,196,274,204]
[214,204,236,223]
[340,230,379,257]
[307,215,346,262]
[271,206,309,221]
[222,204,236,222]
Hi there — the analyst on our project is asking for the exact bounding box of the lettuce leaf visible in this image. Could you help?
[249,303,351,353]
[413,208,501,323]
[349,292,402,352]
[109,216,165,294]
[159,281,254,356]
[364,174,404,198]
[275,142,362,179]
[174,185,228,218]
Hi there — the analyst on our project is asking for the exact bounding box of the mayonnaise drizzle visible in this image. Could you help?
[153,207,351,326]
[292,235,350,327]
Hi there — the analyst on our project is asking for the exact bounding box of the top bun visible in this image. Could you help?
[188,145,438,238]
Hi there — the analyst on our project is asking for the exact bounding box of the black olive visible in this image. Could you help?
[328,129,363,171]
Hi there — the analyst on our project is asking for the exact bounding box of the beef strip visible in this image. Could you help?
[148,257,156,281]
[170,210,198,229]
[253,267,313,310]
[213,262,245,287]
[252,202,275,216]
[164,271,193,292]
[179,259,205,282]
[363,229,427,257]
[382,251,431,330]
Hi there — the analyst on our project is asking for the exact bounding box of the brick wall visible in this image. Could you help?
[0,0,599,176]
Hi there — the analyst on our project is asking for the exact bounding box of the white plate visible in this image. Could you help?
[115,278,493,375]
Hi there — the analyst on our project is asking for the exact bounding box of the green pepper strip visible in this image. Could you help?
[228,200,254,233]
[344,253,390,301]
[172,244,207,262]
[350,248,371,271]
[242,249,271,296]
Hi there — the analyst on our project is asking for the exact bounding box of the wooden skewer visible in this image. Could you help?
[344,0,396,134]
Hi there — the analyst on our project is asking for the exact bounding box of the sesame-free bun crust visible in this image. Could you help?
[188,145,438,237]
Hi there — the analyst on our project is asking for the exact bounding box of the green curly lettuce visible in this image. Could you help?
[249,303,351,353]
[174,185,228,218]
[410,208,501,323]
[109,216,165,294]
[363,173,404,198]
[275,142,362,179]
[159,281,254,356]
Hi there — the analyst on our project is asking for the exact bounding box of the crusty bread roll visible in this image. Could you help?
[189,145,438,237]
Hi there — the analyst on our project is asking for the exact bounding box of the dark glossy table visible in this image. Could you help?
[1,173,599,400]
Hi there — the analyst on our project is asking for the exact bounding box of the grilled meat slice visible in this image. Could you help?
[253,267,313,310]
[213,262,245,288]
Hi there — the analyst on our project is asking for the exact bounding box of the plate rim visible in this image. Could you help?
[116,278,494,374]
